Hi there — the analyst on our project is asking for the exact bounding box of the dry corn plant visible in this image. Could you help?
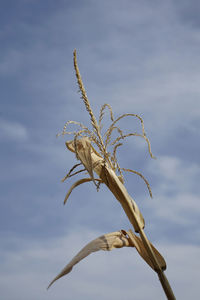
[48,50,176,300]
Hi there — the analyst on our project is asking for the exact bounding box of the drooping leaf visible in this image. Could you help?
[127,230,166,271]
[101,166,145,232]
[61,163,83,182]
[47,229,166,289]
[64,178,102,204]
[66,137,145,232]
[47,230,130,289]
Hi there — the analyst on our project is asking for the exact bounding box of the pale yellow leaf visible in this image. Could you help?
[127,230,166,271]
[64,178,102,204]
[101,166,145,232]
[66,138,145,232]
[47,229,166,289]
[47,230,131,289]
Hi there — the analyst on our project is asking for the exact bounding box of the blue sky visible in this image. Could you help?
[0,0,200,299]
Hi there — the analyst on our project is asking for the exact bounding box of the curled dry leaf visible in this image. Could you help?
[66,137,145,232]
[102,166,145,232]
[127,230,166,271]
[48,229,166,289]
[64,178,102,204]
[47,230,130,289]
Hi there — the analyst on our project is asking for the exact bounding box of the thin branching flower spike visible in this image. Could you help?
[49,50,176,300]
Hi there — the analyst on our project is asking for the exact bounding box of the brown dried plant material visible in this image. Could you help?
[48,230,166,289]
[63,177,102,204]
[47,230,130,289]
[127,230,166,271]
[59,50,154,191]
[66,137,145,232]
[50,50,176,300]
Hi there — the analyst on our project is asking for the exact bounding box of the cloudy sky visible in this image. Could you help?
[1,0,200,299]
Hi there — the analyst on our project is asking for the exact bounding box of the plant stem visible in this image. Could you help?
[70,49,177,297]
[84,144,176,300]
[129,228,176,300]
[158,271,176,300]
[99,164,176,300]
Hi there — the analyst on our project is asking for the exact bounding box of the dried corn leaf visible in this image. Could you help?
[48,229,166,289]
[66,137,145,232]
[64,178,102,204]
[47,230,130,289]
[61,163,84,182]
[66,138,104,179]
[101,166,145,232]
[127,229,166,271]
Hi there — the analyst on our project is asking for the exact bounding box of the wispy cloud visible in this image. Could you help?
[1,1,200,299]
[143,155,200,230]
[0,118,28,141]
[150,155,200,193]
[0,229,199,300]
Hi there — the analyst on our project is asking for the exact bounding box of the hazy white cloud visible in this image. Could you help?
[144,156,200,226]
[1,1,200,299]
[150,155,200,193]
[0,119,28,141]
[147,193,200,226]
[0,229,199,300]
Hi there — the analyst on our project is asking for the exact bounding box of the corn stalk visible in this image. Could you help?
[48,50,176,300]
